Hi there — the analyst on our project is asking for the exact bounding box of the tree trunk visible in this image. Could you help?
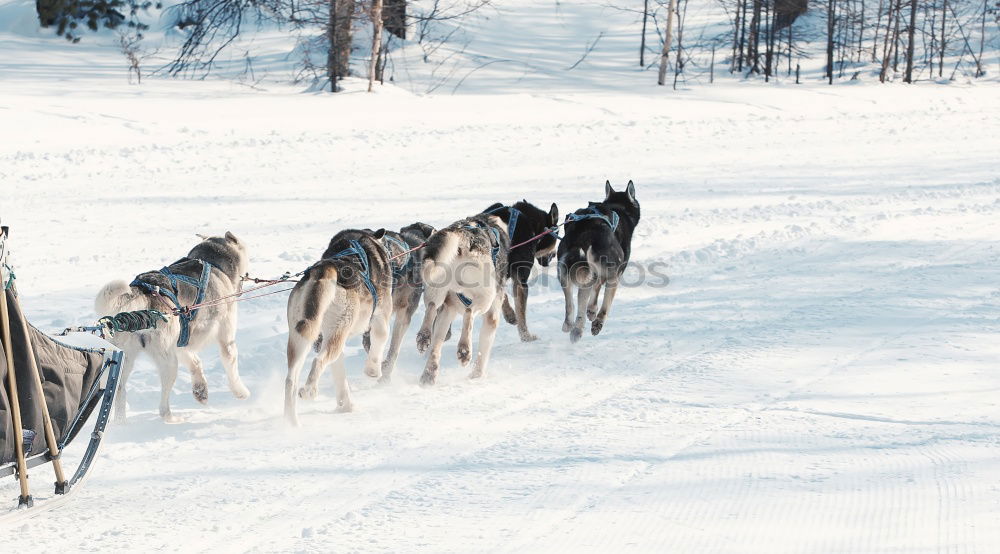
[331,0,355,85]
[327,0,338,91]
[748,0,762,73]
[939,0,947,76]
[826,0,835,84]
[383,0,406,39]
[641,0,649,66]
[891,0,902,72]
[368,0,384,92]
[731,0,742,72]
[764,0,772,79]
[657,0,676,85]
[738,0,749,70]
[903,0,917,82]
[976,0,986,77]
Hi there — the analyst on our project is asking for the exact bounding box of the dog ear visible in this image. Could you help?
[372,228,387,240]
[549,202,559,225]
[605,180,614,198]
[224,231,238,243]
[626,181,636,203]
[196,233,210,240]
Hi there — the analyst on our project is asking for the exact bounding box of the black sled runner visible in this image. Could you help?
[1,222,123,519]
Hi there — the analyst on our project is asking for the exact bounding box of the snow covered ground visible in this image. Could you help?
[3,0,1000,551]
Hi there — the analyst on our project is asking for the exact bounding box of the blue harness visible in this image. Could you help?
[382,235,412,287]
[483,205,521,241]
[328,239,378,309]
[464,221,503,266]
[130,260,213,348]
[565,206,620,231]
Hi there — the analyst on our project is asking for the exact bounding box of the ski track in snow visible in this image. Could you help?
[2,76,1000,550]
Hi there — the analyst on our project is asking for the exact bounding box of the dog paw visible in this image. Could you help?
[562,320,572,332]
[161,412,186,424]
[591,320,604,336]
[570,327,583,343]
[587,308,598,321]
[419,370,437,386]
[364,364,382,379]
[336,400,354,413]
[457,343,472,366]
[377,373,392,385]
[362,331,371,353]
[416,329,431,353]
[468,368,484,380]
[192,382,209,404]
[298,385,317,400]
[502,303,517,325]
[519,332,539,342]
[230,382,251,400]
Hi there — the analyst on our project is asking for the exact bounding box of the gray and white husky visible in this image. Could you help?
[415,214,510,385]
[362,222,436,383]
[95,232,251,423]
[284,229,394,425]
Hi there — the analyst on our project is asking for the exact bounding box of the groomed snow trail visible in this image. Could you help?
[2,81,999,552]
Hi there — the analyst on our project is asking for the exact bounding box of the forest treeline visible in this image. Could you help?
[33,0,998,89]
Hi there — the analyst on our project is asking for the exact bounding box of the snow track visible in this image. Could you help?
[2,75,1000,551]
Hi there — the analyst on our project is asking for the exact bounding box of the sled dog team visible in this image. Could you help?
[96,181,641,424]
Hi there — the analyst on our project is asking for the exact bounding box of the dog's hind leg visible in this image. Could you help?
[179,350,209,405]
[300,327,348,401]
[513,281,538,342]
[380,289,420,383]
[468,302,501,380]
[363,303,391,379]
[501,291,517,325]
[218,307,250,400]
[331,353,353,412]
[457,308,474,366]
[570,284,592,344]
[114,347,138,424]
[560,268,575,333]
[284,330,314,426]
[421,301,460,386]
[587,281,603,321]
[592,278,619,336]
[152,348,181,423]
[415,299,439,354]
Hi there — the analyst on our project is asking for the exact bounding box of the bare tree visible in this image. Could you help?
[658,0,676,85]
[904,0,917,81]
[369,0,384,91]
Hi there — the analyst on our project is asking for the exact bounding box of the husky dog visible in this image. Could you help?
[284,229,393,425]
[362,222,436,383]
[483,201,559,342]
[559,181,641,343]
[415,213,510,385]
[95,232,251,423]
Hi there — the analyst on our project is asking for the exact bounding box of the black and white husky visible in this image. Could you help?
[284,229,394,425]
[362,222,436,383]
[482,201,559,342]
[415,213,510,385]
[558,181,641,342]
[95,232,251,423]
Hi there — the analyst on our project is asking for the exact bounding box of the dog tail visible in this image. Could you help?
[95,279,151,316]
[421,230,460,286]
[287,263,338,347]
[586,239,623,282]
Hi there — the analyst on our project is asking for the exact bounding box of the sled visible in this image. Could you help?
[1,222,123,518]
